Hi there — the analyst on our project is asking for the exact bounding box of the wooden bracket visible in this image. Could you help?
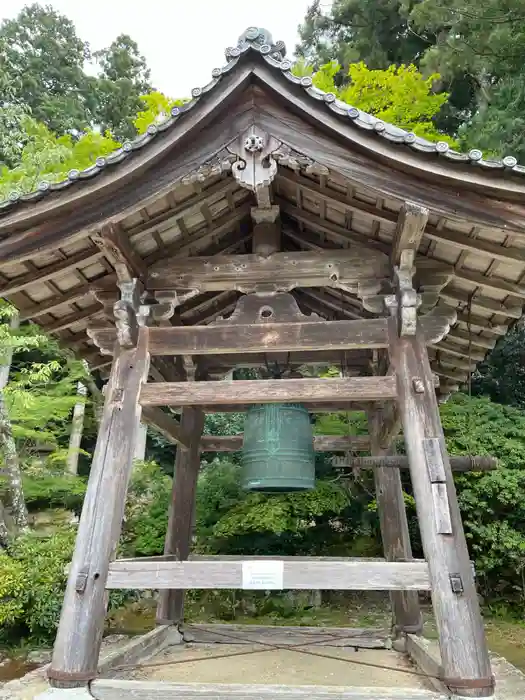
[228,126,280,205]
[213,292,320,326]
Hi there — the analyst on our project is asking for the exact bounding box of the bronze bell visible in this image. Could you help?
[242,403,315,492]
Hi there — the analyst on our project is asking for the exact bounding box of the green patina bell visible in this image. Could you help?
[242,403,315,492]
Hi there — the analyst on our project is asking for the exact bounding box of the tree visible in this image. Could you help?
[92,35,153,141]
[297,59,456,144]
[0,4,91,135]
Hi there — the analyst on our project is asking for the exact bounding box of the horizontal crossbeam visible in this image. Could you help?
[89,318,389,356]
[146,249,389,293]
[200,434,372,452]
[139,377,398,407]
[334,455,497,472]
[106,557,430,590]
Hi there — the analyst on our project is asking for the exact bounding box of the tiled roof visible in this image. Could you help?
[1,26,523,214]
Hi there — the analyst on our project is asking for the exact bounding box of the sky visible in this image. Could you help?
[1,0,317,97]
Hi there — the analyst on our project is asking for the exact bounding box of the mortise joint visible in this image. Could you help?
[75,567,89,593]
[449,573,464,594]
[412,377,425,393]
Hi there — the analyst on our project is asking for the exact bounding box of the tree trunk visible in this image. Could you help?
[66,381,87,476]
[0,499,10,547]
[0,311,28,532]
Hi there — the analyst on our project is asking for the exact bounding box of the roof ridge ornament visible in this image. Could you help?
[226,27,286,63]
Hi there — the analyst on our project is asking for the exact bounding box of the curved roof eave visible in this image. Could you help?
[2,25,525,234]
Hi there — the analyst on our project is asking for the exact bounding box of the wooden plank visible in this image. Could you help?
[156,406,204,625]
[106,558,430,590]
[147,249,389,292]
[141,406,191,448]
[98,625,178,676]
[368,409,422,636]
[389,318,492,695]
[200,434,372,453]
[139,377,398,407]
[91,680,448,700]
[48,328,150,687]
[184,623,388,648]
[391,202,429,265]
[19,282,103,321]
[44,305,104,334]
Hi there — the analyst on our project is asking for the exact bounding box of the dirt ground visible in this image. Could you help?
[123,643,434,691]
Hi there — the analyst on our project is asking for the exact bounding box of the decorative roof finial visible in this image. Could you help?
[225,26,286,63]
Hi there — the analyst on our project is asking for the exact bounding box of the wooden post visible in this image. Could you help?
[66,379,87,475]
[368,408,422,639]
[133,421,148,462]
[389,321,493,697]
[156,405,204,625]
[48,328,150,687]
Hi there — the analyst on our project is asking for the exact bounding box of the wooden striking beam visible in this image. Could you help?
[0,247,105,297]
[106,557,430,590]
[334,455,497,472]
[147,249,389,293]
[139,377,398,407]
[200,434,372,452]
[141,406,191,448]
[391,202,429,265]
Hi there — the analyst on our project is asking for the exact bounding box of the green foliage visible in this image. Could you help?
[20,474,86,512]
[0,119,120,200]
[298,58,456,145]
[133,92,187,136]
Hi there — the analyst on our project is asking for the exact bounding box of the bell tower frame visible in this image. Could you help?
[3,25,525,699]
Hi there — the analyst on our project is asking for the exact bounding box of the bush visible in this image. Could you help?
[22,474,86,512]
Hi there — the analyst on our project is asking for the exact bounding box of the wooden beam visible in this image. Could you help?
[368,408,422,637]
[200,434,372,452]
[440,287,522,319]
[0,247,105,297]
[91,679,445,700]
[389,319,492,694]
[88,318,388,357]
[139,377,398,407]
[44,305,104,333]
[147,249,389,293]
[48,328,150,687]
[94,223,147,281]
[453,267,525,300]
[141,406,191,448]
[446,330,497,351]
[391,202,429,265]
[19,281,108,321]
[157,406,204,625]
[335,455,497,472]
[424,225,525,265]
[106,557,430,590]
[277,199,391,254]
[454,311,506,335]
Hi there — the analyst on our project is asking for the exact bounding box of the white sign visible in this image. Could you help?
[242,560,284,590]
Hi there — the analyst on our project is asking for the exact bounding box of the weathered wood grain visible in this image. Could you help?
[139,377,398,407]
[334,455,497,472]
[141,406,191,448]
[183,623,388,648]
[156,406,204,625]
[90,680,448,700]
[389,318,493,697]
[369,408,422,637]
[200,434,372,453]
[106,558,430,590]
[48,330,150,687]
[147,249,389,292]
[391,202,429,266]
[406,635,448,696]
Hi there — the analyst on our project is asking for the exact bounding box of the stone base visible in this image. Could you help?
[35,689,92,699]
